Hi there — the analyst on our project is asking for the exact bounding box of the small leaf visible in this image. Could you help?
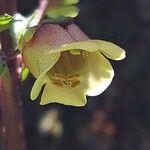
[21,67,29,81]
[0,14,13,32]
[63,0,79,5]
[47,6,79,18]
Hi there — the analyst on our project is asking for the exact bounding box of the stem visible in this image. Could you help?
[0,50,21,62]
[0,0,26,150]
[29,0,49,27]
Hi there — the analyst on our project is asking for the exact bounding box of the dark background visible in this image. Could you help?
[18,0,150,150]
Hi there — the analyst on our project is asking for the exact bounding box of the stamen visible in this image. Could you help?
[71,80,80,88]
[63,80,70,85]
[54,73,66,81]
[52,80,63,88]
[51,73,81,88]
[81,51,88,58]
[67,73,80,81]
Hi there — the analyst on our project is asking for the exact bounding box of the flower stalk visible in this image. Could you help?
[0,0,26,150]
[29,0,49,27]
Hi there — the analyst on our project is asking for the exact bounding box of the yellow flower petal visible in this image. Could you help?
[40,82,87,107]
[23,44,60,77]
[47,40,125,61]
[94,40,126,60]
[47,40,102,54]
[31,71,47,100]
[31,53,60,100]
[22,24,74,77]
[86,52,114,96]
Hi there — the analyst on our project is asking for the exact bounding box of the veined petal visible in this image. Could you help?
[31,53,60,100]
[47,40,125,61]
[40,83,87,107]
[22,24,73,77]
[86,52,114,96]
[47,40,102,54]
[66,23,89,41]
[93,40,125,60]
[31,71,47,100]
[23,44,60,77]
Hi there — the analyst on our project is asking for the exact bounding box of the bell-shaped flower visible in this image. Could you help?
[20,22,125,106]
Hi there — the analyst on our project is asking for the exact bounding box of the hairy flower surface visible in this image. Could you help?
[20,23,125,106]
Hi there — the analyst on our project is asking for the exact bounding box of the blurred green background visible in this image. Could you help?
[17,0,150,150]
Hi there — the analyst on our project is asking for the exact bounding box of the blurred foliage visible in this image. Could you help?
[47,5,79,18]
[46,0,79,18]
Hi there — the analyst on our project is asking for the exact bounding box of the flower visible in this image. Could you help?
[20,22,125,106]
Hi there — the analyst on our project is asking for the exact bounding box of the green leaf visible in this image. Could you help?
[0,14,13,32]
[47,6,79,18]
[0,57,10,79]
[63,0,79,5]
[21,67,29,81]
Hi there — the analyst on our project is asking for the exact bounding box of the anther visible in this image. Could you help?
[52,80,63,88]
[67,73,80,81]
[54,73,66,81]
[71,80,80,88]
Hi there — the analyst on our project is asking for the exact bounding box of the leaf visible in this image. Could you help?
[0,14,13,32]
[63,0,79,5]
[47,6,79,18]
